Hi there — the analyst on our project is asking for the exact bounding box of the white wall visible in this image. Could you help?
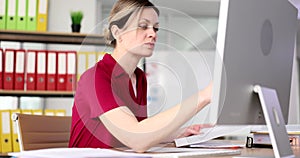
[48,0,98,33]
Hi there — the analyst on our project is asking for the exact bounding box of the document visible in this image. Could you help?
[174,125,251,147]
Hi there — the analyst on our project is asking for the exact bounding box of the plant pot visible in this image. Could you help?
[71,24,81,33]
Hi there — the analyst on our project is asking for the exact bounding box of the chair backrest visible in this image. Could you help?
[14,113,72,151]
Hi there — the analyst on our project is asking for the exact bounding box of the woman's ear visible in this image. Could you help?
[111,25,121,41]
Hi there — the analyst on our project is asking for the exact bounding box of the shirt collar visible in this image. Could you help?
[101,54,142,78]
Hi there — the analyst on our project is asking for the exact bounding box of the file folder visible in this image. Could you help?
[96,52,106,61]
[87,51,97,69]
[26,0,37,31]
[36,50,46,90]
[0,0,7,30]
[66,51,76,91]
[16,0,27,30]
[31,109,42,115]
[56,51,66,91]
[44,109,55,116]
[46,51,57,91]
[0,110,12,153]
[21,109,32,115]
[25,50,36,91]
[76,51,97,81]
[14,49,25,90]
[55,109,66,116]
[10,109,20,152]
[3,49,15,90]
[77,52,87,81]
[6,0,17,30]
[0,49,3,89]
[37,0,48,31]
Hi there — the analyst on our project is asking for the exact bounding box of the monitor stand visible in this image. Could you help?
[252,85,295,158]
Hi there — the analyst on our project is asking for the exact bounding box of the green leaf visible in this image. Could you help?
[71,11,83,25]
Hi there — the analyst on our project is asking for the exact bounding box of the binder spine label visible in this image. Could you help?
[0,0,6,15]
[37,53,46,73]
[2,112,10,134]
[5,52,14,72]
[48,53,56,74]
[68,53,76,74]
[38,0,47,14]
[16,52,24,73]
[7,0,16,16]
[18,0,26,16]
[27,52,35,73]
[28,0,37,16]
[58,53,66,74]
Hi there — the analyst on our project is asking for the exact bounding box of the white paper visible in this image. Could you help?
[189,140,245,148]
[9,147,241,158]
[9,148,151,158]
[250,124,300,133]
[174,125,251,147]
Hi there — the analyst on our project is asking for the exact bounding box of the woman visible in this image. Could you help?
[69,0,212,153]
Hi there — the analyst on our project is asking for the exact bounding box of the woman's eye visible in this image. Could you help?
[138,24,159,32]
[138,24,148,30]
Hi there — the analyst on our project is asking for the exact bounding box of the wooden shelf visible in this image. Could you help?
[0,90,75,97]
[0,30,106,45]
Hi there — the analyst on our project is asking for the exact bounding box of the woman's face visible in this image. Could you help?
[118,8,159,57]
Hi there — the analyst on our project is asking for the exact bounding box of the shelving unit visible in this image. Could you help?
[0,90,75,97]
[0,30,106,97]
[0,30,106,45]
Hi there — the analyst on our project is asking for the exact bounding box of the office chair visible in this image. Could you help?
[13,113,72,151]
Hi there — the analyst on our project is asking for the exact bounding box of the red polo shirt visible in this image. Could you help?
[69,54,148,148]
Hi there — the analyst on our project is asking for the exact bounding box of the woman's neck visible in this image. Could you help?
[111,48,141,78]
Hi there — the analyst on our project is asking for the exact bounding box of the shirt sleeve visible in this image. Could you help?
[90,64,124,118]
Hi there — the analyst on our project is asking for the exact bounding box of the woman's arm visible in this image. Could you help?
[99,83,212,153]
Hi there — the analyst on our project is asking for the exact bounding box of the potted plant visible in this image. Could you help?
[70,11,83,32]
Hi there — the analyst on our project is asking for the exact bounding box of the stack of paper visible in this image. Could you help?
[174,125,251,147]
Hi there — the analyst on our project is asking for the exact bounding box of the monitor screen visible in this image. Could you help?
[211,0,298,125]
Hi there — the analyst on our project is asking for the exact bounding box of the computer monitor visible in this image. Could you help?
[211,0,298,125]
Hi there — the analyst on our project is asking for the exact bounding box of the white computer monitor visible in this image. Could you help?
[211,0,298,125]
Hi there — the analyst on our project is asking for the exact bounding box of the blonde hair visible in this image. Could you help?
[104,0,159,47]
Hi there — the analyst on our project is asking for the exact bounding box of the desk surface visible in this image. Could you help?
[6,143,300,158]
[160,141,300,158]
[209,146,300,158]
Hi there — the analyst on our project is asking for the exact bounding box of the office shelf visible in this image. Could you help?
[0,90,75,97]
[0,30,107,97]
[0,30,106,45]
